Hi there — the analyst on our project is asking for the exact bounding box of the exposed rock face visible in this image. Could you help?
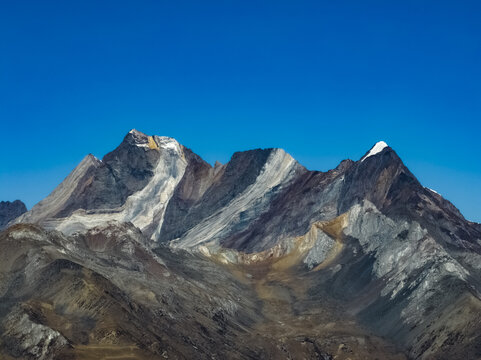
[1,307,68,360]
[4,132,481,359]
[0,200,26,230]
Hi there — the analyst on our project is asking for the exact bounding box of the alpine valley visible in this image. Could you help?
[1,130,480,360]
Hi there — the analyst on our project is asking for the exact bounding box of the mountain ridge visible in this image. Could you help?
[2,130,481,359]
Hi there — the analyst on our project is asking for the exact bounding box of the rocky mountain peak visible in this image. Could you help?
[127,128,149,140]
[128,128,145,136]
[121,129,155,150]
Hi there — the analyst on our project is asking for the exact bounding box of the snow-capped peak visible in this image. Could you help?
[361,141,389,162]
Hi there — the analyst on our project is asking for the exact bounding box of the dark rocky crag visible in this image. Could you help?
[2,132,480,359]
[0,200,26,230]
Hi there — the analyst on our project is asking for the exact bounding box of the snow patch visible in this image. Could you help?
[156,136,180,151]
[361,141,388,162]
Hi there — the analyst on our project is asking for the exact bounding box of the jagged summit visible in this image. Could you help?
[86,153,100,161]
[128,128,144,135]
[125,128,148,140]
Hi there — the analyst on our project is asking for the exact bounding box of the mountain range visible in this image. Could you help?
[1,129,480,360]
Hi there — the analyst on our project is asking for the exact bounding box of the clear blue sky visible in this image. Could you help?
[1,1,480,222]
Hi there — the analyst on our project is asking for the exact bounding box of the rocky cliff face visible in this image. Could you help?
[0,200,26,230]
[3,130,481,359]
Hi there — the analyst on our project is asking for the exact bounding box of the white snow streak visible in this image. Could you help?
[56,136,187,239]
[124,136,187,237]
[361,141,388,162]
[171,148,298,249]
